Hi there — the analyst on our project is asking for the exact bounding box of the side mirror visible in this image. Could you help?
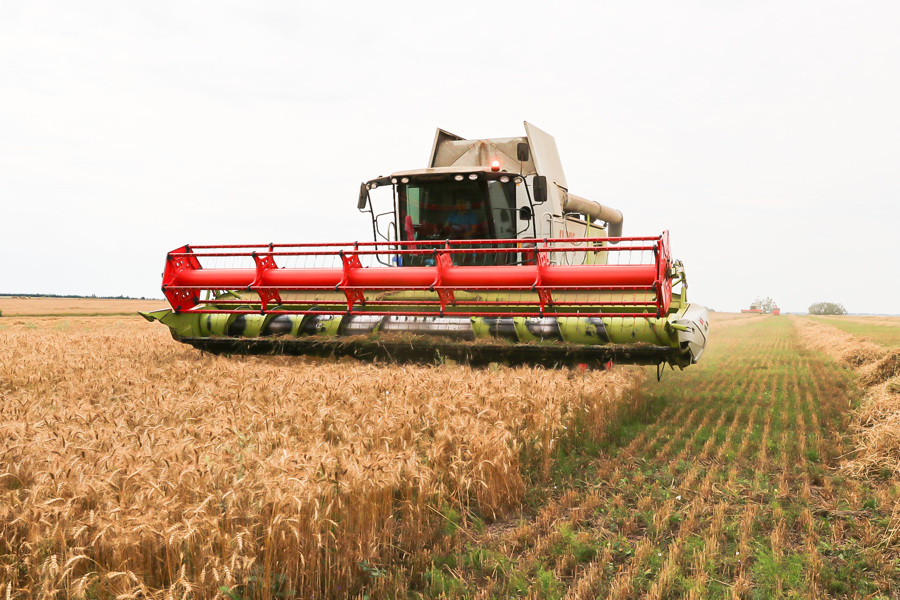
[519,206,533,221]
[532,176,548,204]
[357,183,370,210]
[517,142,529,162]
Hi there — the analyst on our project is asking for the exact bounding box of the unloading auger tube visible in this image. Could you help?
[141,233,709,369]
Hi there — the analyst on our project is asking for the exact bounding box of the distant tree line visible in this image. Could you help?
[0,293,155,300]
[808,302,847,315]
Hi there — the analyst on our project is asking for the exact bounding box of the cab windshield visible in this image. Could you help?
[397,178,517,242]
[397,176,519,265]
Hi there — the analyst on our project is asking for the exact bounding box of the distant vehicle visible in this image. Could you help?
[741,300,764,314]
[742,299,779,315]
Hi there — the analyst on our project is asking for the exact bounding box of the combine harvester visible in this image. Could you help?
[741,299,780,315]
[143,123,709,369]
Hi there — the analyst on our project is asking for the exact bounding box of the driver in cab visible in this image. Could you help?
[445,200,484,239]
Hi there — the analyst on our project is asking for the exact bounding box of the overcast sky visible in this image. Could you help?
[1,1,897,314]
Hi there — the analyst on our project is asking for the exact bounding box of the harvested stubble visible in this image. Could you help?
[832,315,900,327]
[705,312,762,323]
[705,312,768,331]
[427,316,900,597]
[0,318,642,598]
[809,315,900,348]
[795,317,900,477]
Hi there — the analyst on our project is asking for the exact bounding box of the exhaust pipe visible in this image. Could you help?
[563,193,624,238]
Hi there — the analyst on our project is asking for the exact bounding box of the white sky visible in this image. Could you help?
[1,1,898,314]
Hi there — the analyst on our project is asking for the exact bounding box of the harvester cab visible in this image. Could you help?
[359,122,624,256]
[142,122,709,369]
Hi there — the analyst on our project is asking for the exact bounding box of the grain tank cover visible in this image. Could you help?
[428,122,575,217]
[428,122,567,186]
[429,125,536,176]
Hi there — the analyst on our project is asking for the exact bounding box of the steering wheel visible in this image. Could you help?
[441,223,471,238]
[407,219,443,240]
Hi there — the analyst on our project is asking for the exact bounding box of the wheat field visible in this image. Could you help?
[0,297,168,317]
[0,313,643,598]
[5,305,900,598]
